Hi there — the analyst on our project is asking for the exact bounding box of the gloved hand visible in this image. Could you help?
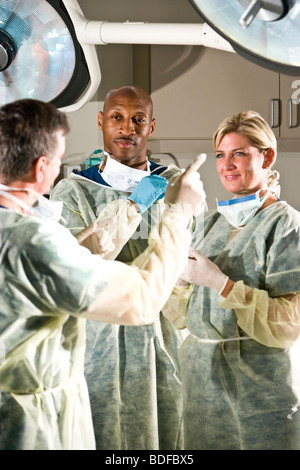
[76,220,115,256]
[128,174,168,213]
[165,154,206,220]
[178,249,229,295]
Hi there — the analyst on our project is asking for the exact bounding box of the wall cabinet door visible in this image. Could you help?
[279,74,300,140]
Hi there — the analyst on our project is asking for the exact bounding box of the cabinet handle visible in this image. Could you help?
[269,98,280,129]
[288,99,298,129]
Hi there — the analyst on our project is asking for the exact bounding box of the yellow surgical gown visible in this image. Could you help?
[51,163,190,450]
[167,202,300,450]
[0,203,191,450]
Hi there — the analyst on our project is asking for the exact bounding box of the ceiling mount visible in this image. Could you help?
[238,0,294,28]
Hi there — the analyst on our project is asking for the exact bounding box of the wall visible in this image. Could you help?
[64,100,104,167]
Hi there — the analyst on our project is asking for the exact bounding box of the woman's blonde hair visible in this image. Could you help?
[213,110,279,190]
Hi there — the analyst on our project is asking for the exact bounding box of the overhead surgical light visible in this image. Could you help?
[0,0,235,112]
[189,0,300,75]
[0,0,100,111]
[2,0,299,111]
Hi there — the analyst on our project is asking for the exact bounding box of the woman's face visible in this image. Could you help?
[215,132,272,197]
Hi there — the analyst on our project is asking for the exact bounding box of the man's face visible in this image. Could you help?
[98,89,155,167]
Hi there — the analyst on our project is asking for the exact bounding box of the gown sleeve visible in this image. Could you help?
[81,199,142,259]
[220,282,300,348]
[220,208,300,348]
[80,205,192,325]
[162,284,193,329]
[15,204,191,327]
[163,280,300,348]
[51,177,142,258]
[163,209,300,348]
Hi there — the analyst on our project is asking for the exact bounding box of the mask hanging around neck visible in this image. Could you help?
[100,153,151,192]
[217,188,270,228]
[0,184,63,222]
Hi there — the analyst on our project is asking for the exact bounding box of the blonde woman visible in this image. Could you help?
[165,111,300,450]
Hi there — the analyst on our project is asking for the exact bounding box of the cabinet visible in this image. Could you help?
[135,46,300,152]
[278,74,300,141]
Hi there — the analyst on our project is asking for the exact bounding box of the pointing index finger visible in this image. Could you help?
[184,153,207,175]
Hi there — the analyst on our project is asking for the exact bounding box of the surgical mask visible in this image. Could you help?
[100,153,151,192]
[217,188,270,228]
[0,184,63,222]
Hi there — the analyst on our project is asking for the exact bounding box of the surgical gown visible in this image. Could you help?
[0,202,190,450]
[51,162,188,450]
[176,201,300,450]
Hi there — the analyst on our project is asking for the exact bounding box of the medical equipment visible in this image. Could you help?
[0,0,299,112]
[0,0,98,110]
[0,0,232,112]
[189,0,300,75]
[81,149,103,170]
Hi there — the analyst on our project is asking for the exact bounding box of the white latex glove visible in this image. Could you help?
[76,219,115,257]
[165,154,207,220]
[179,249,229,295]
